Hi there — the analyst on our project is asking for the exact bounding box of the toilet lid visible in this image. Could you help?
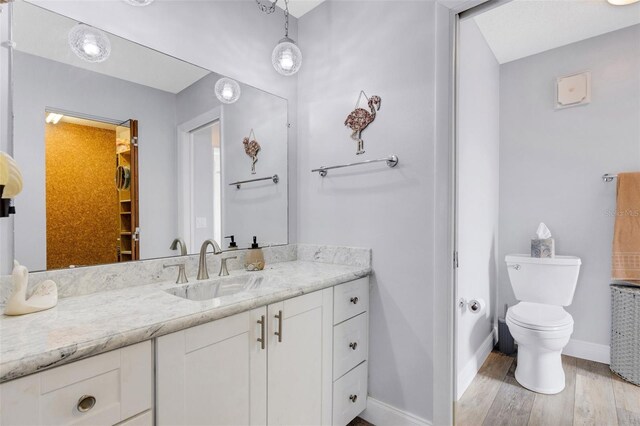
[507,302,573,331]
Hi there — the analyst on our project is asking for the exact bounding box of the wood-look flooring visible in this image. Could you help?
[456,351,640,426]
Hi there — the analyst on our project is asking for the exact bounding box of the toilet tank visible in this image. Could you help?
[505,254,581,306]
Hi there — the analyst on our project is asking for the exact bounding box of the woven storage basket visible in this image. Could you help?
[610,284,640,386]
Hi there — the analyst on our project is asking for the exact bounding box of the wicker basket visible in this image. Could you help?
[610,284,640,386]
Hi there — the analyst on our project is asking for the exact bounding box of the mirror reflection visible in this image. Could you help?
[12,1,288,272]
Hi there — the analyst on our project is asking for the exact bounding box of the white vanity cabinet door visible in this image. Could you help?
[267,289,333,426]
[0,341,152,426]
[155,308,267,426]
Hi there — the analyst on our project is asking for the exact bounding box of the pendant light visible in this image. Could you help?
[215,78,241,104]
[271,0,301,76]
[68,24,111,63]
[607,0,639,4]
[256,0,302,76]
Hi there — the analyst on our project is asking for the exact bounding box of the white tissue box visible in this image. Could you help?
[531,238,555,258]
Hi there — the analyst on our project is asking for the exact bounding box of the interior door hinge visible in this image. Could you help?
[133,227,140,242]
[132,136,138,147]
[453,251,459,269]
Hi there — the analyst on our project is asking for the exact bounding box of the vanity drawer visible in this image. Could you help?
[333,312,368,379]
[0,341,152,426]
[334,278,369,325]
[332,361,368,426]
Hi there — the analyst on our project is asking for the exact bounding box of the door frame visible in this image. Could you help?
[176,107,222,253]
[447,0,514,422]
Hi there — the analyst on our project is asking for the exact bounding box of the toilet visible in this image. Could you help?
[505,254,581,394]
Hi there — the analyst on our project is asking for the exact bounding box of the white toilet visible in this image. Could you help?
[505,254,581,394]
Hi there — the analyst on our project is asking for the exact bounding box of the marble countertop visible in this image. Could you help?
[0,260,370,383]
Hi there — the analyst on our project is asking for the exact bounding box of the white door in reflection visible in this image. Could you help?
[189,120,222,253]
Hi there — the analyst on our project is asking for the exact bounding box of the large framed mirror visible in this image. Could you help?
[11,0,288,272]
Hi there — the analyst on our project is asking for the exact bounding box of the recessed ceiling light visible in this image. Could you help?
[123,0,155,5]
[607,0,639,5]
[68,24,111,63]
[46,113,64,124]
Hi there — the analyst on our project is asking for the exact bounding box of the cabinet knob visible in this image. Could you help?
[350,297,359,305]
[77,395,96,413]
[349,394,358,403]
[349,342,358,350]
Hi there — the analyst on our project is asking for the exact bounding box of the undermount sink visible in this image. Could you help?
[165,275,264,301]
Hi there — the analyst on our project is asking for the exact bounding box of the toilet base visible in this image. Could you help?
[514,345,566,394]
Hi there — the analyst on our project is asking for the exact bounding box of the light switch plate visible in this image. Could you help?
[195,217,207,229]
[556,71,591,109]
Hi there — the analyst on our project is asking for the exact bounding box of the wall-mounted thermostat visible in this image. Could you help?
[556,71,591,109]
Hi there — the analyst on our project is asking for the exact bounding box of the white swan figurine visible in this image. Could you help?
[4,260,57,316]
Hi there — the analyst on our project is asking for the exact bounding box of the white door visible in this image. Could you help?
[267,291,325,426]
[156,308,267,425]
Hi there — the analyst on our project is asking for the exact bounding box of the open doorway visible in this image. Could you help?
[44,111,139,269]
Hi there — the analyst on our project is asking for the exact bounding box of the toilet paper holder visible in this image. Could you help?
[458,298,483,313]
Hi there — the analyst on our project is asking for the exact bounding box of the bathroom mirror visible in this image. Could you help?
[11,1,288,272]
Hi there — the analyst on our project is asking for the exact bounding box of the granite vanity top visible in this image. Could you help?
[0,260,370,383]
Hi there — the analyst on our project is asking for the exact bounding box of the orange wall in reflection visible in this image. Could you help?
[45,121,119,269]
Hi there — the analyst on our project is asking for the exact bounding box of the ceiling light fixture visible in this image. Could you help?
[215,78,241,104]
[256,0,302,76]
[123,0,155,6]
[46,113,64,124]
[607,0,639,4]
[68,24,111,63]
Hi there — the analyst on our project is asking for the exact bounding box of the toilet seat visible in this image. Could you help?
[507,302,573,331]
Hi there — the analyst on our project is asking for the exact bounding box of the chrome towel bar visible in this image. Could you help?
[229,174,279,189]
[312,154,399,177]
[603,174,618,183]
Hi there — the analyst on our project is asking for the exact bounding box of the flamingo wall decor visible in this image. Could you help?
[243,129,261,174]
[344,91,382,155]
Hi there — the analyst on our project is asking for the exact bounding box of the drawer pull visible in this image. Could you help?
[349,394,358,403]
[350,297,359,305]
[77,395,96,413]
[349,342,358,350]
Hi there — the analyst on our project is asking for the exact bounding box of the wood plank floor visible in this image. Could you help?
[456,351,640,426]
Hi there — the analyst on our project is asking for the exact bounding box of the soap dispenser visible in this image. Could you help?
[245,236,265,271]
[225,235,238,250]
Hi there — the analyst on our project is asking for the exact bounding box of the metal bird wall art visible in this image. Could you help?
[243,129,261,174]
[344,91,382,155]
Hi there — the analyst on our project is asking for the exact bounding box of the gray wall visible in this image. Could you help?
[13,52,178,270]
[456,18,500,397]
[0,5,13,274]
[499,25,640,347]
[297,1,438,421]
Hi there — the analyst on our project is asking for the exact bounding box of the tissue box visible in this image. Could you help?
[531,238,555,258]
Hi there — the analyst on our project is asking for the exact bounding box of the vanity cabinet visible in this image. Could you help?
[0,341,153,426]
[155,307,267,425]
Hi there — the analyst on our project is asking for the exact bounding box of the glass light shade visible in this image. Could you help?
[272,38,302,76]
[607,0,639,4]
[68,24,111,63]
[215,78,241,104]
[123,0,155,5]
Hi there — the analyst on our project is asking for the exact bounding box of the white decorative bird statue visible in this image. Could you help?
[4,260,58,316]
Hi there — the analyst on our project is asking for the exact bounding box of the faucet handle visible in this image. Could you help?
[163,263,189,284]
[218,256,238,277]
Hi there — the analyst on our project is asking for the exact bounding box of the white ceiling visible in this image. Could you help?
[283,0,325,18]
[474,0,640,64]
[13,0,210,94]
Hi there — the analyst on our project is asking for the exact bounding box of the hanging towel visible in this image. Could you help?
[612,172,640,285]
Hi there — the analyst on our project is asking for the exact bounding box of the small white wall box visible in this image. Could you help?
[556,71,591,109]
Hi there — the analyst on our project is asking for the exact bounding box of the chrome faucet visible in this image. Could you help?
[197,239,223,280]
[169,238,187,256]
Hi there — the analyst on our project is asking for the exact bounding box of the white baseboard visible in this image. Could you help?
[563,338,610,365]
[456,331,495,400]
[360,397,431,426]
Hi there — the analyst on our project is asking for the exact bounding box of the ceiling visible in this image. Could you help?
[13,0,210,94]
[282,0,325,18]
[474,0,640,64]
